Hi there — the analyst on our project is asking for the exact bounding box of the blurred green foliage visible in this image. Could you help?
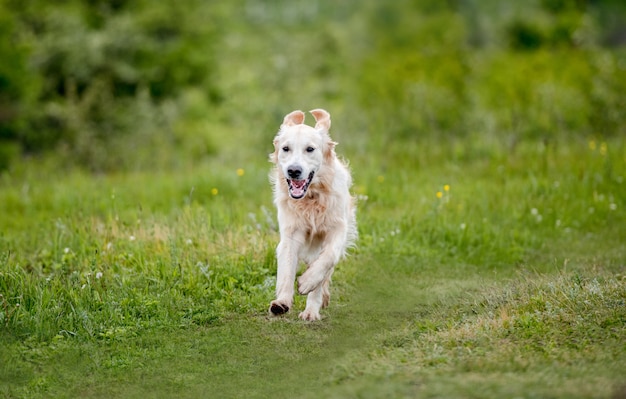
[0,0,218,171]
[0,0,625,171]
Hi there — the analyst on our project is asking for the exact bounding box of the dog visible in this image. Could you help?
[268,109,357,321]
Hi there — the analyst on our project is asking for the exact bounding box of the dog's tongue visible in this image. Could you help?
[290,179,306,197]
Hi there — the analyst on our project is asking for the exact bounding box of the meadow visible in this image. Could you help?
[1,1,626,398]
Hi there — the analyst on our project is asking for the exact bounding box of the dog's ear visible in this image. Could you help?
[270,134,283,164]
[281,110,305,127]
[310,109,331,131]
[324,140,338,162]
[269,141,278,164]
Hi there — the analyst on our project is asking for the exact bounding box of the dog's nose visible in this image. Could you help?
[287,166,303,179]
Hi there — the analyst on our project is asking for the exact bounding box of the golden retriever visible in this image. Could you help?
[268,109,357,321]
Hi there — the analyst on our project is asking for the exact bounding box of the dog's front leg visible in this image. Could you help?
[269,233,303,316]
[298,226,346,296]
[299,275,332,321]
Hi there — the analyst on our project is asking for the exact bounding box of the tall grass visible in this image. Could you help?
[1,134,623,342]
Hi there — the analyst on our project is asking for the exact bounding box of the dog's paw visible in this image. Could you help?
[269,300,290,316]
[299,309,321,321]
[297,272,323,295]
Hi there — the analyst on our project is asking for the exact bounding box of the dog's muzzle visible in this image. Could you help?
[286,171,315,199]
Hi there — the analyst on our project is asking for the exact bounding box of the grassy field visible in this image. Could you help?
[1,134,624,398]
[2,1,626,398]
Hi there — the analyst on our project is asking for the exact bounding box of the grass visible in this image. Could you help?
[2,1,626,398]
[1,134,625,398]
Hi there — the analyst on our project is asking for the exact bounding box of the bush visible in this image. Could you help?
[0,0,219,171]
[354,1,626,143]
[0,3,42,148]
[1,0,625,171]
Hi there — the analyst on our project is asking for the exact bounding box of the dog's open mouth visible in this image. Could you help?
[286,171,315,199]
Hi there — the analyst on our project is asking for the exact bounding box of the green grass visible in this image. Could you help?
[2,1,626,398]
[1,134,624,398]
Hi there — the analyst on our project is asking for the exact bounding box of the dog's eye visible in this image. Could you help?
[282,146,289,152]
[306,147,315,153]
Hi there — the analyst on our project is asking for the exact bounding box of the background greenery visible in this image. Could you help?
[1,0,625,171]
[1,0,625,398]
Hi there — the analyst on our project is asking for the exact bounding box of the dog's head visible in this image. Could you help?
[271,109,336,200]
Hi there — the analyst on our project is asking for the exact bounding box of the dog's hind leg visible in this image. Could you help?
[321,276,331,309]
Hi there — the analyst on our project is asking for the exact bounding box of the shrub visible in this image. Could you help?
[0,0,219,171]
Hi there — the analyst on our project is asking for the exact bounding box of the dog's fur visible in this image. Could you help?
[269,109,357,321]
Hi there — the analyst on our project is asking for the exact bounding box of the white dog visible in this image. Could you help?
[269,109,357,321]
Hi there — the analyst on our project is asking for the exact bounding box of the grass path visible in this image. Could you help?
[2,252,486,398]
[4,247,623,398]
